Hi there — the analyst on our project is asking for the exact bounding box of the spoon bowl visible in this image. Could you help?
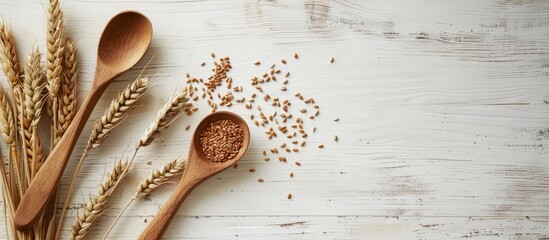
[14,11,152,230]
[138,111,250,240]
[97,11,153,74]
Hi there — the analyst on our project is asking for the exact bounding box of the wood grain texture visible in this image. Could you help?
[0,0,548,239]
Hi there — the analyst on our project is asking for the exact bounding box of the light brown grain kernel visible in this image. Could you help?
[249,169,256,172]
[287,193,292,199]
[258,178,264,182]
[264,157,270,161]
[318,144,324,148]
[292,148,299,152]
[290,172,294,177]
[285,148,291,152]
[281,86,287,91]
[294,53,298,59]
[185,124,191,131]
[334,135,338,142]
[279,156,286,162]
[281,59,287,64]
[301,141,306,147]
[292,140,298,144]
[295,161,301,166]
[334,118,339,122]
[211,52,215,58]
[201,62,206,66]
[254,61,260,65]
[270,63,275,68]
[300,109,307,113]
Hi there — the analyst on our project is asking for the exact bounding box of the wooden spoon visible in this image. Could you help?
[138,111,250,240]
[13,11,153,230]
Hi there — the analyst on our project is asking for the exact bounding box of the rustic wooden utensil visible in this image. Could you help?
[13,11,153,230]
[138,111,250,240]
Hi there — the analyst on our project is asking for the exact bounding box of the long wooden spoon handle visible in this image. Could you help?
[138,177,201,240]
[14,90,102,229]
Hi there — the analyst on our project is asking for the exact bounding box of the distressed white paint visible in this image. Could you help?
[1,0,549,239]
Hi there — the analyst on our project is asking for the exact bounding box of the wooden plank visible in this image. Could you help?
[0,0,548,239]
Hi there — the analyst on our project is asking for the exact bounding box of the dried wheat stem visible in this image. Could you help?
[101,158,186,239]
[22,49,46,177]
[70,160,129,240]
[139,86,189,147]
[56,77,149,236]
[58,38,77,140]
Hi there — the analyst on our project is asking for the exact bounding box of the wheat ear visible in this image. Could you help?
[101,158,186,239]
[87,77,150,150]
[70,160,129,240]
[56,77,150,236]
[136,158,186,197]
[0,21,23,129]
[21,49,46,178]
[0,21,22,89]
[58,38,77,139]
[46,0,65,152]
[0,87,14,145]
[139,86,189,147]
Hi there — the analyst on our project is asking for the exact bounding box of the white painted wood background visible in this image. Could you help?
[1,0,549,239]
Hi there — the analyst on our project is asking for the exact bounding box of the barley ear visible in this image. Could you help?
[86,77,150,150]
[139,86,189,147]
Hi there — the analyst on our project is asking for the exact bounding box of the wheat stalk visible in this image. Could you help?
[101,158,186,239]
[87,77,150,150]
[0,87,14,145]
[46,0,65,151]
[56,77,150,236]
[0,21,22,89]
[22,49,46,177]
[136,158,186,197]
[139,86,189,147]
[57,38,77,140]
[70,160,129,240]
